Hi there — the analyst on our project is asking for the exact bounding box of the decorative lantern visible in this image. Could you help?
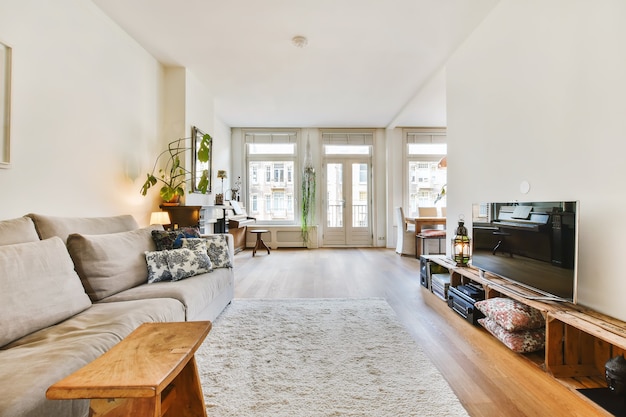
[452,216,471,266]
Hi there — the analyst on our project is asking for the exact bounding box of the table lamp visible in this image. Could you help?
[150,211,171,229]
[216,170,227,205]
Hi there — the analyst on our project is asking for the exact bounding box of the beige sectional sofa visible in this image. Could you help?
[0,213,234,417]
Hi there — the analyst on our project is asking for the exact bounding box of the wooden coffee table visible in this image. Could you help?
[46,321,211,417]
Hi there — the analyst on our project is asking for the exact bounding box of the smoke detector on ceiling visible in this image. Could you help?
[292,35,308,48]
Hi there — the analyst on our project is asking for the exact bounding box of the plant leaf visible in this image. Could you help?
[140,174,157,196]
[197,169,209,193]
[197,134,211,162]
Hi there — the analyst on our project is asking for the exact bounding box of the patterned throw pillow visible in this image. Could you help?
[182,235,232,268]
[166,248,212,281]
[151,227,201,250]
[474,297,545,332]
[478,317,545,353]
[145,247,212,283]
[145,250,172,283]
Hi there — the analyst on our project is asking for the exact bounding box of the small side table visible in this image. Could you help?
[250,229,270,257]
[46,321,211,417]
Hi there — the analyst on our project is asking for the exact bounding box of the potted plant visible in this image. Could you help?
[140,134,212,203]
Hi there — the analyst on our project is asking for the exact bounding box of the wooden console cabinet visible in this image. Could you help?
[159,205,202,229]
[423,255,626,400]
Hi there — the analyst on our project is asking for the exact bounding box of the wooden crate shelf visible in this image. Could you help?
[546,309,626,382]
[422,254,626,394]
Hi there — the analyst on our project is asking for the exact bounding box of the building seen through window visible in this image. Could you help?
[406,138,447,218]
[246,139,296,222]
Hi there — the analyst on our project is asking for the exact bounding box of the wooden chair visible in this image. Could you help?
[418,207,438,217]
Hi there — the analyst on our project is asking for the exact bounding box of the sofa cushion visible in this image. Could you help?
[183,235,232,268]
[0,216,40,246]
[27,213,139,243]
[100,268,232,320]
[167,247,212,281]
[151,227,201,250]
[67,226,160,301]
[145,250,172,283]
[0,237,92,347]
[145,247,212,283]
[0,298,185,417]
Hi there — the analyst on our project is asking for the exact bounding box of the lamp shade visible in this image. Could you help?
[149,211,171,226]
[217,170,227,179]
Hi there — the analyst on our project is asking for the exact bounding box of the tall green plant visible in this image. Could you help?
[301,165,316,244]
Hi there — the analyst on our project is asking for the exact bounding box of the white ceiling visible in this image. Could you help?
[92,0,499,128]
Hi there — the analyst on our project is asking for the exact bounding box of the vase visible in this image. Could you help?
[162,194,181,206]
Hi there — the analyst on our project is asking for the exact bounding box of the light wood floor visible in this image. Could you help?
[233,247,609,417]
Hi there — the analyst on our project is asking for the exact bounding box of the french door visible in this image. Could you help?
[322,158,372,246]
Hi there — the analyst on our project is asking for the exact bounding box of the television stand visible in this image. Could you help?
[422,254,626,415]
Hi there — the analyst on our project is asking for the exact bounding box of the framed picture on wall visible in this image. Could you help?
[191,125,212,193]
[0,41,11,168]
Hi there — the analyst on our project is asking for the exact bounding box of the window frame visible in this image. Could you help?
[244,129,299,225]
[403,128,447,219]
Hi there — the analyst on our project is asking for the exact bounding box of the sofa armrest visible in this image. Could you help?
[224,233,235,266]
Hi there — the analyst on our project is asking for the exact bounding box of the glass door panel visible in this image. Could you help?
[322,160,371,246]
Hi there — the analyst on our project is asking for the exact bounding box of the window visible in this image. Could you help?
[251,194,258,212]
[245,131,297,223]
[405,129,447,218]
[265,194,271,212]
[251,166,258,184]
[273,163,285,183]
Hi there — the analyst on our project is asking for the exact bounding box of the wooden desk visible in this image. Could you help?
[409,217,447,258]
[47,321,211,417]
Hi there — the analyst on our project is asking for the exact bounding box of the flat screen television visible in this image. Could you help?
[471,201,579,303]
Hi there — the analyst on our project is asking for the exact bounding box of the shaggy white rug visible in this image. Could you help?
[196,298,468,417]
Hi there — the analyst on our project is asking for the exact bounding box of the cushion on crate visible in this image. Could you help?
[418,229,447,237]
[478,317,545,353]
[474,297,545,332]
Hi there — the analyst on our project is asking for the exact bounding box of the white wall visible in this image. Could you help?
[447,0,626,319]
[0,0,228,226]
[183,69,232,208]
[0,0,164,224]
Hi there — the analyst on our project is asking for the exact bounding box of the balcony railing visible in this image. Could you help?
[327,203,368,227]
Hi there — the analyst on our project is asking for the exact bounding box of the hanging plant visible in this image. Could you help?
[301,138,315,245]
[301,165,316,244]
